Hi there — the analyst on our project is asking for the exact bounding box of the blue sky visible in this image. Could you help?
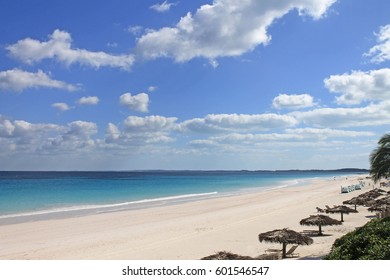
[1,0,390,171]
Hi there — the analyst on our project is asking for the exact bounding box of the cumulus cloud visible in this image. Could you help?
[292,100,390,127]
[0,68,78,92]
[105,123,121,143]
[150,1,178,13]
[119,92,149,112]
[272,93,316,109]
[38,121,98,154]
[179,113,298,133]
[136,0,336,63]
[77,96,99,105]
[0,116,65,148]
[52,103,71,112]
[0,115,179,159]
[105,116,177,146]
[66,121,98,138]
[6,29,135,70]
[364,24,390,63]
[324,68,390,105]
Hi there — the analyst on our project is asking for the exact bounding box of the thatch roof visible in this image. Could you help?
[355,189,383,200]
[375,196,390,205]
[325,205,358,214]
[343,197,369,206]
[201,251,256,260]
[258,228,313,245]
[300,214,342,226]
[367,204,390,212]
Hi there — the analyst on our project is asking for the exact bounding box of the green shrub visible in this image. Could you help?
[325,217,390,260]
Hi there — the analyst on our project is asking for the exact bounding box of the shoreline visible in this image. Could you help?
[0,172,355,225]
[0,174,379,260]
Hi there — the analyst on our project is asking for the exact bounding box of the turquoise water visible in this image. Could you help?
[0,170,363,222]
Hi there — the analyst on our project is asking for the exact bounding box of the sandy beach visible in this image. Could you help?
[0,175,380,260]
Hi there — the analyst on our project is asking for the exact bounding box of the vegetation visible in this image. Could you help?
[325,217,390,260]
[370,133,390,183]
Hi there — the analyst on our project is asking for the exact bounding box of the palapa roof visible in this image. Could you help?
[343,197,368,206]
[201,251,256,260]
[258,228,313,245]
[300,214,342,226]
[367,204,390,212]
[325,205,358,214]
[375,196,390,205]
[357,189,384,199]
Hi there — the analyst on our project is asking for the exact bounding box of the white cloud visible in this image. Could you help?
[77,96,99,105]
[105,123,121,143]
[0,116,65,146]
[105,116,177,147]
[39,121,98,153]
[119,92,149,112]
[364,24,390,63]
[0,117,15,137]
[284,128,375,138]
[52,103,71,112]
[106,42,118,48]
[150,1,177,13]
[187,127,374,157]
[292,100,390,127]
[324,68,390,105]
[180,113,298,133]
[66,121,98,138]
[7,29,135,70]
[124,115,177,132]
[206,128,372,144]
[1,115,177,159]
[148,86,157,92]
[272,93,316,109]
[136,0,336,62]
[127,25,144,36]
[0,68,78,92]
[209,133,302,144]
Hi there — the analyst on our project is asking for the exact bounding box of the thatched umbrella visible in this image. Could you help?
[201,251,255,260]
[367,204,390,213]
[258,228,313,258]
[325,205,358,222]
[360,190,383,199]
[343,196,368,210]
[375,196,390,205]
[363,198,377,207]
[299,214,342,235]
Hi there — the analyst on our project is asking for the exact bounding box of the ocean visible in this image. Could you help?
[0,170,365,224]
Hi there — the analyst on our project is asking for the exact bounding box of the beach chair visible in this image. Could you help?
[285,245,299,258]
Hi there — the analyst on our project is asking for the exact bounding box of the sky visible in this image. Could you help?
[1,0,390,171]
